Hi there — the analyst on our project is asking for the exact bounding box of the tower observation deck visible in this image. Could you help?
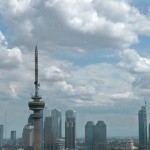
[28,46,45,150]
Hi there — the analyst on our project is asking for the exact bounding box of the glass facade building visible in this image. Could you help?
[65,110,76,150]
[51,109,62,139]
[0,125,3,148]
[85,121,95,150]
[95,121,107,150]
[44,116,53,150]
[138,106,147,150]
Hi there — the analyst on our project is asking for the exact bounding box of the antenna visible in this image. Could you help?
[34,46,40,97]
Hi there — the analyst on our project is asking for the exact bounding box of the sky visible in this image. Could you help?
[0,0,150,138]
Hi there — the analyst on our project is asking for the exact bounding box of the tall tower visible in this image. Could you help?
[28,46,45,150]
[95,121,107,150]
[138,105,147,150]
[85,121,95,150]
[65,110,76,149]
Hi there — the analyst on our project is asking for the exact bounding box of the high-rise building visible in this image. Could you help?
[148,123,150,150]
[51,109,62,139]
[139,105,147,150]
[11,130,16,146]
[0,125,3,148]
[28,114,34,125]
[85,121,95,150]
[22,124,34,150]
[95,121,107,150]
[44,116,53,150]
[65,110,76,150]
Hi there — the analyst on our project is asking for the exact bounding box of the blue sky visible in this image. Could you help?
[0,0,150,138]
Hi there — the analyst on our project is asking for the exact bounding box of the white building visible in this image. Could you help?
[54,138,65,150]
[126,140,137,150]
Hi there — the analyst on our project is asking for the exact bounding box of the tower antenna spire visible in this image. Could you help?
[34,46,40,97]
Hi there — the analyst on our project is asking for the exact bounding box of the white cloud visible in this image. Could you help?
[1,0,150,50]
[43,66,70,81]
[0,31,7,47]
[0,31,22,69]
[119,49,150,73]
[118,49,150,102]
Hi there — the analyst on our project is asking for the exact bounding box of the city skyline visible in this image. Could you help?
[1,0,150,138]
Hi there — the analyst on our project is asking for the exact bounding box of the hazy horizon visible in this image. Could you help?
[0,0,150,138]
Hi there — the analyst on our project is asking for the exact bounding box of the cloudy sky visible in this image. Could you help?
[0,0,150,138]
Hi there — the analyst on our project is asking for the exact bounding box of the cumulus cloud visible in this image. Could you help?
[0,31,7,47]
[0,31,22,69]
[43,66,70,81]
[1,0,150,50]
[118,49,150,73]
[118,49,150,102]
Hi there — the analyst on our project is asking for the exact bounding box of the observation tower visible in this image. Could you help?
[28,46,45,150]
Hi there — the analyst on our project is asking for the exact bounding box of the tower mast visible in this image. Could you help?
[28,46,45,150]
[35,46,39,97]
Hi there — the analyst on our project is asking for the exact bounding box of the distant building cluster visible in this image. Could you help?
[1,103,150,150]
[21,107,108,150]
[22,108,76,150]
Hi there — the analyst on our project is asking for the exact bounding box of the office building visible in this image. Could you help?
[85,121,95,150]
[0,125,3,148]
[138,105,147,150]
[65,110,76,150]
[44,116,53,150]
[22,124,34,150]
[148,124,150,150]
[51,109,62,139]
[95,121,107,150]
[28,114,34,125]
[11,130,16,146]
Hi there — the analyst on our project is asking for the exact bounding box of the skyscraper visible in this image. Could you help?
[28,114,34,125]
[22,124,34,150]
[65,110,76,150]
[51,109,62,139]
[95,121,107,150]
[139,105,147,150]
[11,130,16,146]
[148,123,150,150]
[85,121,95,150]
[0,125,3,148]
[44,116,53,150]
